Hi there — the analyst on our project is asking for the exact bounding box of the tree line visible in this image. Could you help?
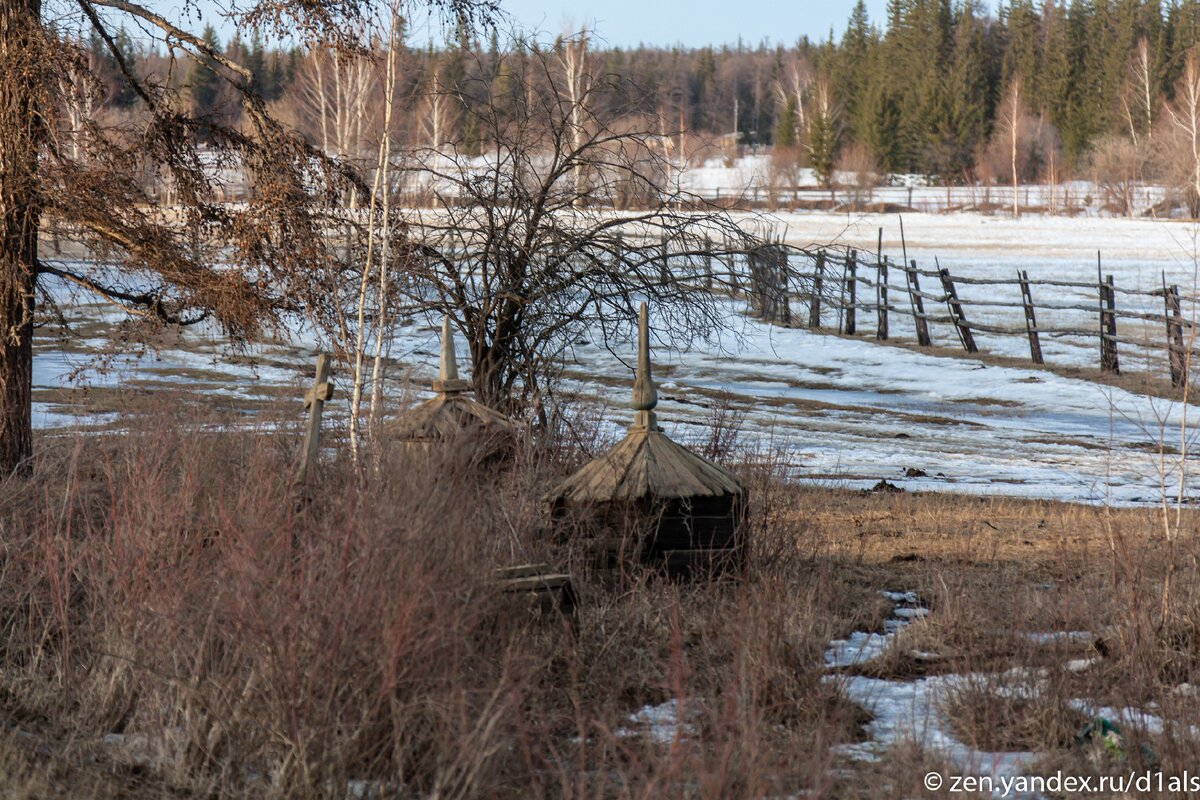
[75,2,1200,188]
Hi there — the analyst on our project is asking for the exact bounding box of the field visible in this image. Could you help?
[34,211,1200,505]
[4,414,1199,798]
[17,209,1200,796]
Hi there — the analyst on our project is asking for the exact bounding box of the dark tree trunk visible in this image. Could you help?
[0,0,42,475]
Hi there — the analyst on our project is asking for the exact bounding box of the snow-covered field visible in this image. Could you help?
[753,210,1200,375]
[33,211,1200,506]
[567,306,1198,505]
[683,154,1171,217]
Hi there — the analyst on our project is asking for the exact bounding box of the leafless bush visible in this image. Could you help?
[393,35,760,415]
[1088,134,1147,217]
[767,145,801,211]
[835,141,881,211]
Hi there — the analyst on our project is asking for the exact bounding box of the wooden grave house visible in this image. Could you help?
[548,303,748,576]
[389,317,520,460]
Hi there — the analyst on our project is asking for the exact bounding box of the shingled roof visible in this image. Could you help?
[390,317,519,444]
[549,303,744,506]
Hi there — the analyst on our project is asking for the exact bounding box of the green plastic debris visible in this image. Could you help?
[1076,717,1124,754]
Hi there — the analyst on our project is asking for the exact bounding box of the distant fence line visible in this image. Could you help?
[654,233,1198,387]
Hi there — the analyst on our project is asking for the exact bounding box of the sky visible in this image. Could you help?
[477,0,892,49]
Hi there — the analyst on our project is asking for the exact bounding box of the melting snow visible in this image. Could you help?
[823,594,1041,796]
[618,699,695,744]
[34,215,1200,508]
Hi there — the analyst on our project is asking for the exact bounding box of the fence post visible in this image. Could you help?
[809,250,825,328]
[1166,284,1187,386]
[730,248,740,296]
[877,255,889,340]
[748,246,778,321]
[939,267,977,353]
[723,236,739,297]
[845,249,857,335]
[1099,273,1120,374]
[704,236,713,291]
[906,260,932,346]
[1018,269,1043,364]
[747,247,761,317]
[778,246,792,326]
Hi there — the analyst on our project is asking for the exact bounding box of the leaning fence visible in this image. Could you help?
[657,233,1199,387]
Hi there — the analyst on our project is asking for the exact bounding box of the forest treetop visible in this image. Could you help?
[78,0,1200,180]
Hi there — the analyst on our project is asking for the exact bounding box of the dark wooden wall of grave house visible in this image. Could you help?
[550,489,750,575]
[645,492,748,575]
[552,492,749,575]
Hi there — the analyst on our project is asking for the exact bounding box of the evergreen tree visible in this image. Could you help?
[186,24,223,119]
[837,0,877,142]
[932,1,991,176]
[246,28,267,98]
[774,96,797,146]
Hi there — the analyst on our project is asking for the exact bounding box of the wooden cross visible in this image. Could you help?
[297,353,334,487]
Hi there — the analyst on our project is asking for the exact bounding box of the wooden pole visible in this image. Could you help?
[939,266,977,353]
[1106,274,1119,374]
[877,255,889,341]
[906,260,931,346]
[704,236,713,291]
[1166,283,1187,386]
[748,246,767,319]
[809,250,824,328]
[778,245,792,326]
[727,237,740,296]
[1099,264,1120,374]
[660,233,669,285]
[1018,269,1043,364]
[297,353,335,489]
[845,249,857,335]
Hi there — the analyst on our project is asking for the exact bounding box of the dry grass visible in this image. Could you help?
[3,400,1200,797]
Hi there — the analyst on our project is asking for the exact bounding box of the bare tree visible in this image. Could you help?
[1123,38,1157,148]
[774,59,811,143]
[418,73,458,152]
[393,39,758,416]
[0,0,495,474]
[1000,77,1024,218]
[835,141,880,211]
[1089,134,1144,217]
[1164,48,1200,218]
[556,30,589,205]
[803,76,842,195]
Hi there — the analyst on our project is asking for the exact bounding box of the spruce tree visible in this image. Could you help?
[186,24,223,119]
[774,97,797,147]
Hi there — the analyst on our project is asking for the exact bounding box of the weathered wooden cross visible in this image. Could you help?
[296,353,334,488]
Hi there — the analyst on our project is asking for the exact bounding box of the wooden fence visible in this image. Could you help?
[667,235,1198,387]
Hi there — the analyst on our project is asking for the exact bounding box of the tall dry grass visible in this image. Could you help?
[0,400,866,798]
[7,399,1200,797]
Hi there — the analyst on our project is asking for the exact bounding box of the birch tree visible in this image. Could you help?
[0,0,495,475]
[1166,49,1200,218]
[999,77,1024,218]
[804,76,842,193]
[557,30,589,205]
[1122,37,1156,148]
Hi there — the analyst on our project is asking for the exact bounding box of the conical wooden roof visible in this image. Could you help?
[550,303,744,506]
[551,425,744,504]
[389,390,519,442]
[390,317,519,443]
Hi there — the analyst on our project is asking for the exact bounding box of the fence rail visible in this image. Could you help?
[655,232,1198,387]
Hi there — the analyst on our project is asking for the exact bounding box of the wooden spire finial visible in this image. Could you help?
[432,315,469,394]
[631,302,658,429]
